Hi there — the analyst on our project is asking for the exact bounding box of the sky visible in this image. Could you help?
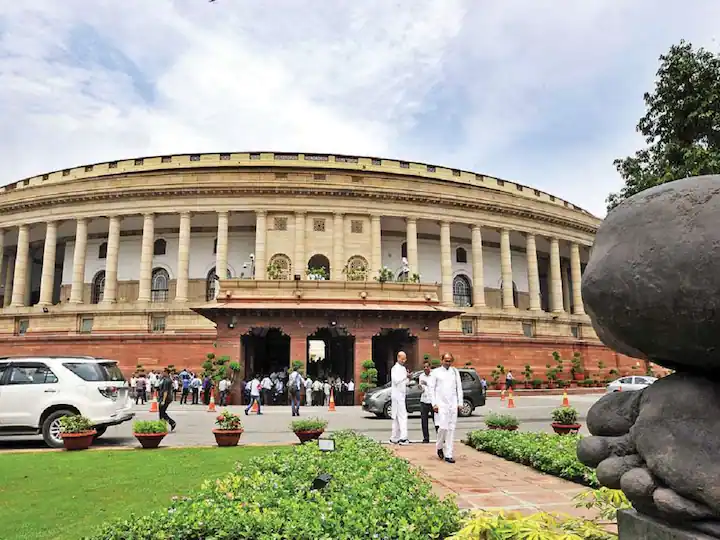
[0,1,718,217]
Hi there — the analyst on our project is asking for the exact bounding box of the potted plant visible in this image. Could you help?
[213,410,244,447]
[359,359,378,398]
[551,406,581,435]
[133,420,168,449]
[545,364,558,389]
[306,266,329,280]
[531,378,543,389]
[267,261,284,280]
[521,364,533,389]
[290,417,328,443]
[570,352,584,381]
[374,266,395,283]
[485,413,519,431]
[59,415,96,451]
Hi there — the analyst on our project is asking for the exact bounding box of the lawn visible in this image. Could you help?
[0,446,282,540]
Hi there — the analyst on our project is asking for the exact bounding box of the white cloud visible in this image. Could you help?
[0,0,718,217]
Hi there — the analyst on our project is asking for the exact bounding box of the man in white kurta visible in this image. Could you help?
[431,353,463,463]
[390,351,410,445]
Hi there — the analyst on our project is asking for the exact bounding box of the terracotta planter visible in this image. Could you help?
[134,432,167,449]
[60,430,96,451]
[523,382,531,389]
[546,382,556,389]
[572,372,585,381]
[487,425,518,431]
[293,429,324,443]
[213,429,244,447]
[551,423,581,435]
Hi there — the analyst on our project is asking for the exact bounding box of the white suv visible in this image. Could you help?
[0,356,134,448]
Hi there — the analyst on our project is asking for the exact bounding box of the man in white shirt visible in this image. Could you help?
[418,360,436,443]
[304,376,313,406]
[347,380,355,406]
[244,374,262,415]
[312,379,323,406]
[261,375,272,405]
[218,377,230,406]
[431,352,463,463]
[390,351,410,445]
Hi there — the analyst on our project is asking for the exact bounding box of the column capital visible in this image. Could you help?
[471,223,482,232]
[76,217,88,225]
[217,210,229,217]
[255,209,267,217]
[179,210,192,218]
[333,212,344,218]
[370,213,381,221]
[439,220,451,228]
[294,210,307,217]
[45,220,58,228]
[524,231,535,238]
[142,212,154,219]
[406,217,417,224]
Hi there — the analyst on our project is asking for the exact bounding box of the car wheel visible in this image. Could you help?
[459,399,473,417]
[42,410,74,448]
[383,402,392,419]
[93,427,107,440]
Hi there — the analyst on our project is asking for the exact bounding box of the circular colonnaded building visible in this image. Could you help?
[0,151,638,389]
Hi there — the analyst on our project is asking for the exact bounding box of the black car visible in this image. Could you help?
[361,367,486,419]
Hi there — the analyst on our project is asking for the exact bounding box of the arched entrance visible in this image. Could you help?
[307,254,330,279]
[307,326,355,406]
[241,327,291,380]
[371,328,418,384]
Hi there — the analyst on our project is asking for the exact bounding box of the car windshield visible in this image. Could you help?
[63,362,126,382]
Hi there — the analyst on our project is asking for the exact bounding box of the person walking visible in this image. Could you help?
[135,373,147,405]
[432,352,463,463]
[158,368,177,431]
[245,374,262,415]
[419,360,437,443]
[180,374,190,404]
[288,366,304,416]
[390,351,410,445]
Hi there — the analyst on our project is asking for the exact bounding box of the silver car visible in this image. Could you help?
[606,375,657,393]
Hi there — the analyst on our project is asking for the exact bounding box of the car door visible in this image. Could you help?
[405,372,423,412]
[0,361,10,426]
[1,362,60,427]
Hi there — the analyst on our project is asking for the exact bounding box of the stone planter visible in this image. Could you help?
[551,423,582,435]
[134,432,167,449]
[487,425,518,431]
[61,430,97,451]
[293,429,324,443]
[213,429,244,447]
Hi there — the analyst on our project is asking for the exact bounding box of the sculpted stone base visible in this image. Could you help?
[618,510,719,540]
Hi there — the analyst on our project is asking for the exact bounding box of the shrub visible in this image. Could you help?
[484,413,519,429]
[290,417,328,432]
[59,415,93,434]
[552,406,579,425]
[574,487,631,521]
[215,410,243,431]
[89,432,461,539]
[132,420,168,434]
[465,430,598,486]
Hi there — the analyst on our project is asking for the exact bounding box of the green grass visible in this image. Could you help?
[0,446,283,540]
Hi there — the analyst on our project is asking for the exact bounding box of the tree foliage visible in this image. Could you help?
[607,41,720,210]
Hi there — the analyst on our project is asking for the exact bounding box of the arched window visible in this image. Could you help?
[151,268,170,302]
[98,242,107,260]
[345,255,369,281]
[456,247,467,263]
[153,239,167,256]
[401,242,407,258]
[205,267,231,301]
[307,254,330,280]
[91,271,105,304]
[268,253,292,280]
[453,274,472,307]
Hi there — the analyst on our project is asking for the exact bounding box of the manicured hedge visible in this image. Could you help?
[465,430,598,487]
[88,431,461,539]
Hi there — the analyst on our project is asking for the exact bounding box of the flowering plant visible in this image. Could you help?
[215,410,243,431]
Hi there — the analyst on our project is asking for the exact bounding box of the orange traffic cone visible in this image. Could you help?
[328,387,336,412]
[207,395,217,412]
[507,391,515,409]
[251,399,259,413]
[500,389,506,401]
[562,391,570,407]
[149,396,158,413]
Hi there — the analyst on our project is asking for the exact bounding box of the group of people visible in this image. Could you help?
[390,351,463,464]
[130,369,233,407]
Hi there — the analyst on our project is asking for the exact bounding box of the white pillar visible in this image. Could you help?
[500,228,515,310]
[440,221,452,305]
[406,218,419,276]
[526,233,541,311]
[215,211,229,281]
[294,211,306,278]
[570,242,585,315]
[11,224,30,307]
[0,229,4,299]
[69,219,88,304]
[332,213,344,280]
[38,221,58,306]
[102,216,122,304]
[137,213,154,302]
[176,212,191,302]
[3,255,13,308]
[549,237,564,313]
[471,225,485,307]
[254,211,267,280]
[371,214,382,278]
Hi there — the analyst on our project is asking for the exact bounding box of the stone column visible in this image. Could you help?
[3,255,13,307]
[175,212,191,303]
[24,256,32,307]
[570,242,585,315]
[215,211,229,281]
[406,218,419,276]
[526,233,542,311]
[471,225,485,307]
[10,224,30,307]
[254,210,267,280]
[101,216,122,304]
[500,228,515,309]
[69,218,88,304]
[371,214,382,277]
[0,229,4,295]
[440,221,452,305]
[549,237,564,313]
[38,221,58,306]
[294,211,306,278]
[137,213,155,302]
[332,212,344,280]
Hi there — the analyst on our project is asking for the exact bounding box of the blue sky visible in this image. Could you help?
[0,0,718,216]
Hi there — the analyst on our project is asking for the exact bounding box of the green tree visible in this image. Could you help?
[607,41,720,211]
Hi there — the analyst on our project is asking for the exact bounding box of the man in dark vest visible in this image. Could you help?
[158,367,177,431]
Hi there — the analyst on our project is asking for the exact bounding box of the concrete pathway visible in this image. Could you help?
[393,443,600,520]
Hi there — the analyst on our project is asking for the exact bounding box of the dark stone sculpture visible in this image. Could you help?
[578,175,720,537]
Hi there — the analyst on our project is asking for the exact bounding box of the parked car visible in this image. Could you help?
[362,367,486,419]
[606,375,657,393]
[0,356,134,448]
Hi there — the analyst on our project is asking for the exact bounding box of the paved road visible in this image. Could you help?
[0,394,602,450]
